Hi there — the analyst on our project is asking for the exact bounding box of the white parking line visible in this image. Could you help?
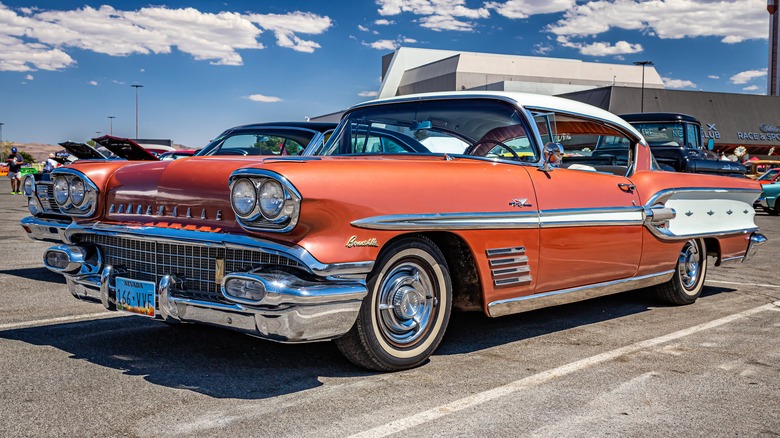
[706,280,780,289]
[349,302,778,438]
[0,312,127,332]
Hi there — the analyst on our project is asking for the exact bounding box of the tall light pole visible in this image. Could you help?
[108,116,115,136]
[131,84,143,139]
[0,122,4,143]
[633,61,653,113]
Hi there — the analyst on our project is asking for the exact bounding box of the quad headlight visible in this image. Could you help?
[50,170,98,217]
[229,171,301,232]
[53,176,70,205]
[231,179,258,217]
[21,175,35,197]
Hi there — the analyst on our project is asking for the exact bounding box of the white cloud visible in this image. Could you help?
[533,43,553,55]
[358,24,369,31]
[743,85,759,91]
[245,94,282,103]
[557,36,642,56]
[0,4,332,72]
[250,11,332,53]
[402,37,418,43]
[88,80,98,86]
[708,75,720,79]
[730,68,767,84]
[548,0,766,44]
[365,39,400,51]
[376,0,489,32]
[662,77,696,89]
[25,74,33,80]
[485,0,575,19]
[375,19,395,25]
[359,91,379,97]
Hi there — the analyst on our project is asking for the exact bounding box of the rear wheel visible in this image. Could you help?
[335,236,452,371]
[653,238,707,305]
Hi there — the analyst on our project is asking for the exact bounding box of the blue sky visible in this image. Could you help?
[0,0,772,147]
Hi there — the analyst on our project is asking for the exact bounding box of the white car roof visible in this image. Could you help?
[350,91,642,140]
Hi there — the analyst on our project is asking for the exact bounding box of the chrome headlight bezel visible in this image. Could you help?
[50,169,99,217]
[231,178,261,221]
[229,170,301,232]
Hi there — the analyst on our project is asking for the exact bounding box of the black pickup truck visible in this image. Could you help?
[620,113,746,177]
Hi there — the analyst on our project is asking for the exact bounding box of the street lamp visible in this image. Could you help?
[0,122,4,143]
[131,84,143,139]
[633,61,653,113]
[108,116,115,136]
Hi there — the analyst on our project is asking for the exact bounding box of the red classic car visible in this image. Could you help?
[32,92,766,371]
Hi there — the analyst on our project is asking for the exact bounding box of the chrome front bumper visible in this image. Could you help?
[21,216,71,243]
[63,264,366,342]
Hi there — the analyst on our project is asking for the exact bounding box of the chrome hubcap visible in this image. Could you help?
[377,261,436,346]
[678,240,701,291]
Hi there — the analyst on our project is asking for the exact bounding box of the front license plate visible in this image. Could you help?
[115,277,156,317]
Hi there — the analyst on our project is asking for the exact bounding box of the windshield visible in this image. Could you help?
[316,99,539,162]
[758,168,780,181]
[196,127,319,156]
[632,122,701,150]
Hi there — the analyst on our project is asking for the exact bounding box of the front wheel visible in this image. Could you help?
[653,238,707,305]
[335,236,452,371]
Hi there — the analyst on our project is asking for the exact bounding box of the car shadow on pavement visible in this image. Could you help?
[0,267,66,284]
[436,284,738,356]
[0,285,737,400]
[0,315,368,400]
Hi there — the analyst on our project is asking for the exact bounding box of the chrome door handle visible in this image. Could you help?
[618,183,636,193]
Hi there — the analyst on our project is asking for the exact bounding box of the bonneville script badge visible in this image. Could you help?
[346,236,379,248]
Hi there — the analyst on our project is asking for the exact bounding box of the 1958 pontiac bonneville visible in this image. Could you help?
[28,92,766,371]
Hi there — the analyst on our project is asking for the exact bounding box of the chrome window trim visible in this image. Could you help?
[62,221,374,278]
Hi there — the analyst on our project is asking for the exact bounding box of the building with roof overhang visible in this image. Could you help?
[561,86,780,157]
[377,47,664,98]
[314,47,780,157]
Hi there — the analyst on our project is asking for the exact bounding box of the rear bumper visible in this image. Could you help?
[20,216,71,243]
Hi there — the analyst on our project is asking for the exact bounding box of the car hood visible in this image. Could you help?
[100,157,255,232]
[58,141,107,160]
[94,135,159,161]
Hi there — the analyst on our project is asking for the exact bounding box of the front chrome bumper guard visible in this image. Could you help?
[20,215,71,243]
[63,264,367,343]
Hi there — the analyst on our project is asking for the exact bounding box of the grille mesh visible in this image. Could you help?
[78,234,301,303]
[36,182,57,212]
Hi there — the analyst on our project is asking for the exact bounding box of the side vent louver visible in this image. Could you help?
[486,246,531,287]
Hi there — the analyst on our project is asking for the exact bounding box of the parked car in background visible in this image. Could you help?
[159,149,198,160]
[29,92,765,371]
[745,160,780,179]
[756,182,780,215]
[756,168,780,185]
[21,124,336,243]
[620,113,746,177]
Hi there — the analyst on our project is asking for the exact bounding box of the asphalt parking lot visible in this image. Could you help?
[1,190,778,437]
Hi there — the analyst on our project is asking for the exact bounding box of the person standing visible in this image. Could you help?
[43,153,60,173]
[6,146,24,195]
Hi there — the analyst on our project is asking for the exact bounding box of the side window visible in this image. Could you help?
[544,112,635,176]
[685,123,701,150]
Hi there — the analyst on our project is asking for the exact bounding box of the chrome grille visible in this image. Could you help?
[36,182,57,212]
[78,234,302,303]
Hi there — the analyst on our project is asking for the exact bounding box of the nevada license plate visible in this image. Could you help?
[115,277,156,317]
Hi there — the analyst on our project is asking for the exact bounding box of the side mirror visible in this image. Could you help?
[540,142,564,172]
[707,138,714,151]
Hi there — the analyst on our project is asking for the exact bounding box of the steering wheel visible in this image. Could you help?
[469,139,521,161]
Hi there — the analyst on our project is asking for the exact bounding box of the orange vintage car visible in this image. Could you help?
[31,92,766,371]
